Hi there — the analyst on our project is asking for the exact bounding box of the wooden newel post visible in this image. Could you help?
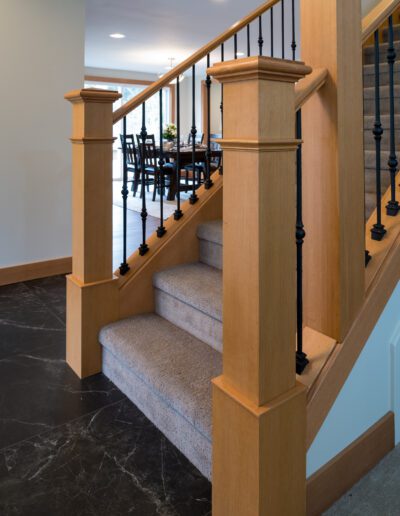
[208,57,311,516]
[301,0,365,342]
[64,89,121,379]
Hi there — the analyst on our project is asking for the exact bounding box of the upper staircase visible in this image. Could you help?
[364,21,400,218]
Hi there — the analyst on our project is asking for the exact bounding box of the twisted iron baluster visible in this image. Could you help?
[291,0,296,61]
[139,103,149,255]
[157,89,166,237]
[386,15,400,216]
[295,110,309,375]
[174,79,183,220]
[258,16,264,56]
[205,53,213,190]
[189,65,198,204]
[119,116,130,275]
[371,29,387,241]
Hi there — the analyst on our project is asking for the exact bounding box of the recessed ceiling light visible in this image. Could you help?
[236,52,245,57]
[109,33,126,39]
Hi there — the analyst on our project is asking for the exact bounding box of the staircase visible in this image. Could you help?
[64,0,400,513]
[363,25,400,219]
[99,220,223,479]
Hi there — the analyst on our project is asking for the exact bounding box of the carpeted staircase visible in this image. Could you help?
[99,220,223,480]
[363,26,400,219]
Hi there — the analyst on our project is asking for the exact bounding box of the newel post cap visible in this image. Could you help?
[64,88,122,104]
[208,56,312,84]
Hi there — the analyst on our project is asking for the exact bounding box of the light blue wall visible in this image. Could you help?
[307,281,400,477]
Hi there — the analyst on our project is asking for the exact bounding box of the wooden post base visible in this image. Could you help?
[212,376,307,516]
[66,274,119,378]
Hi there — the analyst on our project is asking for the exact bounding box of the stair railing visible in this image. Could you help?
[114,0,297,278]
[110,0,313,375]
[363,3,400,263]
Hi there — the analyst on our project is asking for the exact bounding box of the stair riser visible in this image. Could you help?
[364,129,400,151]
[103,349,212,480]
[365,168,392,193]
[363,70,400,88]
[364,96,400,115]
[365,150,393,169]
[364,42,400,64]
[381,25,400,43]
[199,239,222,270]
[154,289,223,353]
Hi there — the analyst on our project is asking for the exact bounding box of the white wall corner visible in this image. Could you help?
[390,320,400,444]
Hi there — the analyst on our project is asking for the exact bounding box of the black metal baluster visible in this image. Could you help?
[220,44,224,133]
[139,103,149,255]
[365,249,372,266]
[157,89,166,237]
[386,15,400,216]
[119,116,130,275]
[271,6,274,57]
[258,16,264,56]
[281,0,285,59]
[247,24,251,56]
[220,44,224,176]
[174,79,183,220]
[371,29,387,240]
[234,33,238,59]
[295,109,309,375]
[291,0,296,61]
[190,65,198,204]
[205,53,213,190]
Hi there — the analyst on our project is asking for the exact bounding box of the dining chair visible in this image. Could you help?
[187,132,205,145]
[136,134,175,201]
[120,134,142,197]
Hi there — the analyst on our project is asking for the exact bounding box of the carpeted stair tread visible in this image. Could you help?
[197,220,223,245]
[154,262,222,322]
[99,313,221,440]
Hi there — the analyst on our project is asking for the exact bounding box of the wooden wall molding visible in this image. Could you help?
[0,257,72,286]
[307,412,395,516]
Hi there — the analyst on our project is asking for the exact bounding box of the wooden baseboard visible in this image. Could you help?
[0,257,72,286]
[307,412,395,516]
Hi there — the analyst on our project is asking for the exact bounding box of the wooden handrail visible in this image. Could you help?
[362,0,400,43]
[295,68,328,111]
[112,0,280,124]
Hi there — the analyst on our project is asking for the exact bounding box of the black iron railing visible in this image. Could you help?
[116,0,308,373]
[365,15,400,258]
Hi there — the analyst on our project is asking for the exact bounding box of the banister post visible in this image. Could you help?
[64,88,121,378]
[301,0,365,341]
[209,57,311,516]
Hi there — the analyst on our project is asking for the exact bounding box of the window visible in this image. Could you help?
[84,78,171,179]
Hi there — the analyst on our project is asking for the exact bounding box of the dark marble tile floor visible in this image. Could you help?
[0,276,211,515]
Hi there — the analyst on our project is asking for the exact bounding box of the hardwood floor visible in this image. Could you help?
[113,204,159,271]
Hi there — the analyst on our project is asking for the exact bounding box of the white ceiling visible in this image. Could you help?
[85,0,266,74]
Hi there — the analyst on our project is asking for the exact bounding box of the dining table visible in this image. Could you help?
[162,144,222,201]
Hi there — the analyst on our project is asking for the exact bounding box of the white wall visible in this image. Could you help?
[307,281,400,477]
[0,0,84,268]
[362,0,382,16]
